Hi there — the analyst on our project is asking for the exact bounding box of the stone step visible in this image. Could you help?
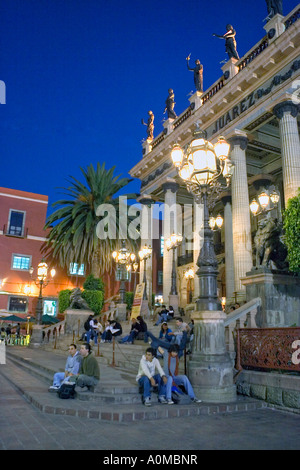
[0,353,267,423]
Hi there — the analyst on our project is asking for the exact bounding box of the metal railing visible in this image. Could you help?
[236,327,300,373]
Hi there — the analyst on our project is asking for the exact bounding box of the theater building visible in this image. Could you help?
[129,7,300,312]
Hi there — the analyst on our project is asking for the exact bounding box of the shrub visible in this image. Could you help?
[283,189,300,273]
[83,274,105,292]
[82,290,104,315]
[58,289,72,313]
[125,292,134,310]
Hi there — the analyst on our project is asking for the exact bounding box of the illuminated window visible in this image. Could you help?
[160,237,164,256]
[12,254,31,271]
[69,263,85,276]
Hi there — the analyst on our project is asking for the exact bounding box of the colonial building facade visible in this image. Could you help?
[0,187,126,318]
[130,7,300,311]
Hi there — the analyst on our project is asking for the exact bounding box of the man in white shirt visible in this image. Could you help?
[136,347,168,406]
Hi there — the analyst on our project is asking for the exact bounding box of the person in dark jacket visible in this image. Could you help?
[119,317,141,344]
[71,343,100,393]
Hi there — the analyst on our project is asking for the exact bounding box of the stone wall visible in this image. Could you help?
[237,370,300,411]
[241,269,300,327]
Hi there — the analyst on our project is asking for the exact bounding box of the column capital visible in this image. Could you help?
[273,100,299,120]
[220,192,232,206]
[162,181,179,194]
[227,135,248,151]
[137,194,155,206]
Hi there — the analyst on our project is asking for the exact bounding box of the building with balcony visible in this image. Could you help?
[129,7,300,311]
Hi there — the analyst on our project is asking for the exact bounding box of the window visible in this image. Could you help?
[8,296,27,313]
[158,270,163,285]
[8,210,25,236]
[12,254,31,271]
[160,236,164,256]
[69,263,85,276]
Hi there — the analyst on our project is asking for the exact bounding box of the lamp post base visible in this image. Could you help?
[188,310,236,403]
[29,325,44,348]
[116,303,127,322]
[168,294,179,315]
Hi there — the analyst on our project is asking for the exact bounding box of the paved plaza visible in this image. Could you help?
[1,362,299,451]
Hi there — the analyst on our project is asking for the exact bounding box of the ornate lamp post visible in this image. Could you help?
[166,233,182,311]
[171,125,236,403]
[249,186,280,217]
[112,240,136,304]
[138,244,152,301]
[184,268,195,304]
[29,260,56,325]
[171,127,233,311]
[166,233,183,294]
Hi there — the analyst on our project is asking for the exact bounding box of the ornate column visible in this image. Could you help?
[221,193,235,305]
[162,181,179,308]
[273,101,300,206]
[139,195,154,303]
[228,132,253,301]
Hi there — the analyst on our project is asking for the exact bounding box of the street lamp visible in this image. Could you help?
[184,268,195,304]
[171,126,233,311]
[166,233,183,297]
[112,240,136,304]
[29,260,56,325]
[209,214,224,230]
[138,244,152,300]
[249,186,280,216]
[171,126,237,404]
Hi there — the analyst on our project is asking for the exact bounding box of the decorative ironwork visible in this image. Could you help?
[236,328,300,372]
[285,7,300,29]
[237,37,269,72]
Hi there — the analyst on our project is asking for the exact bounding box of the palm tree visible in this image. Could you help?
[43,162,139,276]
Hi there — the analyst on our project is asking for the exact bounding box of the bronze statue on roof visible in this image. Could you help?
[266,0,283,18]
[213,24,239,61]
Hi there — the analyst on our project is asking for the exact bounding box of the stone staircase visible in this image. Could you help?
[0,312,268,422]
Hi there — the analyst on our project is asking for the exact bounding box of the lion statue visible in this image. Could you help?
[254,216,288,270]
[69,287,90,310]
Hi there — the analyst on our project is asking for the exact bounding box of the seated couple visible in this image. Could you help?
[119,316,148,344]
[100,320,122,343]
[145,318,190,357]
[49,343,100,393]
[154,305,174,325]
[136,345,201,406]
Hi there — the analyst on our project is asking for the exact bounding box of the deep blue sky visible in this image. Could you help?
[0,0,298,217]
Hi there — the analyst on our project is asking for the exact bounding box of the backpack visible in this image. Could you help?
[84,319,90,332]
[171,386,192,405]
[57,383,76,399]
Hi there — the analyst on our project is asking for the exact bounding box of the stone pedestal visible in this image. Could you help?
[221,58,239,80]
[64,309,92,335]
[29,325,44,348]
[116,303,127,322]
[188,310,236,403]
[241,268,300,327]
[168,294,179,315]
[264,14,285,43]
[163,118,175,135]
[188,91,203,111]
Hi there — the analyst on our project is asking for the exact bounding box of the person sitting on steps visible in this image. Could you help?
[159,344,202,405]
[48,344,82,391]
[136,347,168,406]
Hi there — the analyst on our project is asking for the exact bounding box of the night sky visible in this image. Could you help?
[0,0,298,217]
